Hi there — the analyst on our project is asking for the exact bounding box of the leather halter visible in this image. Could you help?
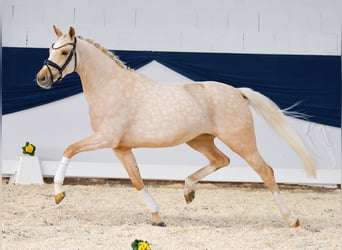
[44,37,77,83]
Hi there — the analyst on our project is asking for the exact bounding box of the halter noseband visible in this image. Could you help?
[44,37,77,83]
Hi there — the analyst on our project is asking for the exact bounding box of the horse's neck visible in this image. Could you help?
[75,39,136,102]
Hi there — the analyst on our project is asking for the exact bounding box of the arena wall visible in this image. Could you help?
[2,0,341,54]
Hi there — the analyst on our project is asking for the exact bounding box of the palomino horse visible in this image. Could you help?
[37,26,316,227]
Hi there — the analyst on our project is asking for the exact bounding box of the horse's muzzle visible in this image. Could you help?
[36,67,53,89]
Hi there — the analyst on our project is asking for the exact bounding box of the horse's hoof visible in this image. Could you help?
[55,192,66,204]
[184,190,195,204]
[152,221,167,227]
[289,218,300,228]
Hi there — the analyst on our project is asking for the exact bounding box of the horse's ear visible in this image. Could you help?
[53,25,63,38]
[68,26,76,39]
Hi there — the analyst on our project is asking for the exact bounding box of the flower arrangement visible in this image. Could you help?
[131,239,151,250]
[22,142,36,156]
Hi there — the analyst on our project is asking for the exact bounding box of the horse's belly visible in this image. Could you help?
[121,127,206,148]
[121,105,210,147]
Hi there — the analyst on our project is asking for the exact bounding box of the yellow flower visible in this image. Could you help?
[22,142,36,156]
[138,242,151,250]
[25,144,34,154]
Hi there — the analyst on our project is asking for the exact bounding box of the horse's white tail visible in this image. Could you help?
[239,88,316,177]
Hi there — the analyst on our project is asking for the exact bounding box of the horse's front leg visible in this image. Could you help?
[54,133,111,204]
[113,147,166,227]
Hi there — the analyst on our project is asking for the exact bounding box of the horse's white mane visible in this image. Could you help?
[77,35,133,71]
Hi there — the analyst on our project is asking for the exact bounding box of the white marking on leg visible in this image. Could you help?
[185,164,215,194]
[184,177,196,194]
[54,183,64,195]
[138,187,159,213]
[273,192,299,226]
[54,156,70,194]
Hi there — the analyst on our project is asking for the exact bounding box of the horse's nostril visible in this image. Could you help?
[40,76,46,82]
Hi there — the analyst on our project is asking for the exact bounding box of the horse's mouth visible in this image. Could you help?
[36,80,53,90]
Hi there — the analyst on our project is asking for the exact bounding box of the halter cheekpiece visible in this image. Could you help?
[44,37,77,84]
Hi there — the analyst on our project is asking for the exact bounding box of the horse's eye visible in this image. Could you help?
[61,50,68,56]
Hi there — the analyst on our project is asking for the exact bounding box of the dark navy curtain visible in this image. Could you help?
[2,47,341,127]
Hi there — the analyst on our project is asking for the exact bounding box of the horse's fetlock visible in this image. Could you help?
[186,176,196,186]
[184,176,196,193]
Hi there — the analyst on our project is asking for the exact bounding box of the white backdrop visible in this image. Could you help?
[2,0,341,185]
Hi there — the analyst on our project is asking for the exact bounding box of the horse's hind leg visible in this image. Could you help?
[185,134,230,203]
[113,147,166,227]
[244,150,299,227]
[220,133,300,227]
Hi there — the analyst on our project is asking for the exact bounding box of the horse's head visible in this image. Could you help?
[36,25,77,89]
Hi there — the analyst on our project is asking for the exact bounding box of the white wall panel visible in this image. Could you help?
[166,8,198,31]
[117,29,182,51]
[274,32,290,54]
[244,32,275,53]
[228,9,259,32]
[103,7,136,30]
[135,6,168,30]
[220,31,244,52]
[181,31,213,52]
[288,10,321,33]
[288,32,309,55]
[41,1,76,31]
[2,0,340,55]
[321,10,341,34]
[260,10,290,33]
[307,33,339,55]
[196,10,228,31]
[9,1,43,28]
